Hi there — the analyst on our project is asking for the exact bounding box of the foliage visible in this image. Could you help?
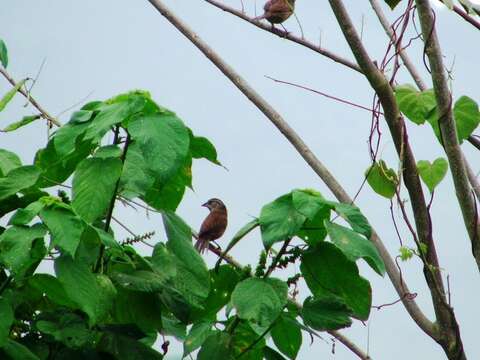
[0,39,384,359]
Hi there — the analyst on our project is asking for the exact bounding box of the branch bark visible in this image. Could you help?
[147,0,436,340]
[415,0,480,275]
[438,0,480,31]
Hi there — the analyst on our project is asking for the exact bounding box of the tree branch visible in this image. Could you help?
[0,67,61,127]
[439,0,480,31]
[202,0,362,73]
[415,0,480,274]
[147,0,436,340]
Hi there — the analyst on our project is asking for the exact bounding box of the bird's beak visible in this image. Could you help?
[201,202,208,208]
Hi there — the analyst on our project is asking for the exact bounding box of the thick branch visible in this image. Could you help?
[147,0,436,340]
[202,0,362,73]
[328,0,465,357]
[415,0,480,274]
[0,67,61,127]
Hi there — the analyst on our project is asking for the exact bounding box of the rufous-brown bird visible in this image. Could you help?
[195,198,228,254]
[255,0,296,26]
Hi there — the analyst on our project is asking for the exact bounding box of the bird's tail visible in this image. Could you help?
[194,238,209,254]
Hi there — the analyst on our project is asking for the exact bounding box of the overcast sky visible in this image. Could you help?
[1,1,479,359]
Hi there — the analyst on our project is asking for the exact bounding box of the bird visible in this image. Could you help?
[254,0,296,26]
[195,198,228,254]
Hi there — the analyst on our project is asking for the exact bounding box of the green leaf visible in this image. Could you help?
[395,85,436,125]
[231,277,288,328]
[291,189,327,219]
[198,332,234,360]
[98,332,164,360]
[127,113,190,184]
[331,202,372,239]
[300,242,372,320]
[2,115,41,132]
[0,224,46,276]
[110,270,169,292]
[231,322,265,360]
[0,149,21,177]
[417,158,448,193]
[184,321,214,356]
[271,314,302,359]
[301,296,352,331]
[264,347,288,360]
[72,157,123,223]
[399,246,414,261]
[384,0,403,10]
[216,219,259,266]
[162,313,186,340]
[0,298,13,347]
[8,200,45,225]
[0,165,41,201]
[112,288,163,332]
[94,145,122,159]
[453,96,480,142]
[0,39,8,68]
[40,206,86,257]
[120,142,154,198]
[365,160,398,199]
[0,339,40,360]
[162,212,210,309]
[70,110,94,124]
[0,79,27,112]
[55,256,116,325]
[325,221,385,276]
[190,134,221,165]
[28,273,78,308]
[259,193,306,248]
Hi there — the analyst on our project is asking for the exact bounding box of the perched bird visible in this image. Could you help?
[255,0,296,26]
[195,198,228,254]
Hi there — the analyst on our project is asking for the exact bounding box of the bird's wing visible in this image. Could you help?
[198,212,227,241]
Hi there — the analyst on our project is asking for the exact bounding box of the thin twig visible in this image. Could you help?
[0,67,61,127]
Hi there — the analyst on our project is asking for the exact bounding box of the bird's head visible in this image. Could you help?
[202,198,226,211]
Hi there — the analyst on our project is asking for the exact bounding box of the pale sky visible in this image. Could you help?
[1,1,479,359]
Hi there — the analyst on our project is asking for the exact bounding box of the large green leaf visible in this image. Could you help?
[395,85,436,125]
[184,321,214,357]
[127,113,190,184]
[0,39,7,68]
[0,165,41,201]
[365,160,398,199]
[120,142,154,198]
[110,270,169,292]
[98,332,164,360]
[2,115,41,132]
[198,332,234,360]
[325,221,385,276]
[0,149,22,176]
[8,199,45,226]
[259,193,306,248]
[300,242,372,320]
[271,314,302,359]
[231,322,265,360]
[162,212,210,309]
[190,134,221,165]
[417,158,448,193]
[264,347,288,360]
[453,96,480,142]
[301,296,352,331]
[0,79,26,112]
[28,273,78,308]
[330,202,372,239]
[112,288,163,332]
[55,256,116,325]
[0,298,13,347]
[40,206,86,257]
[0,339,40,360]
[291,189,327,219]
[231,277,288,328]
[0,224,46,276]
[72,157,122,223]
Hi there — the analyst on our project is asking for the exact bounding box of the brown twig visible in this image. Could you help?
[0,67,61,127]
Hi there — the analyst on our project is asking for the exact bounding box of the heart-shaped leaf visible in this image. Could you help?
[417,158,448,193]
[365,160,398,199]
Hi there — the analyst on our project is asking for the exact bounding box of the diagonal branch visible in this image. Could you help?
[147,0,436,340]
[439,0,480,31]
[0,67,61,127]
[415,0,480,274]
[202,0,362,73]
